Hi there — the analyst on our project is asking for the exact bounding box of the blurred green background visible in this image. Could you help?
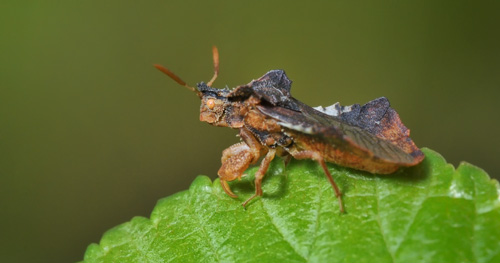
[1,1,499,262]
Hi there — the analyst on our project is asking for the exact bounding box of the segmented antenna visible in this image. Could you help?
[154,46,220,97]
[207,46,219,87]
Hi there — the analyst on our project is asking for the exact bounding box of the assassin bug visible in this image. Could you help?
[154,47,424,212]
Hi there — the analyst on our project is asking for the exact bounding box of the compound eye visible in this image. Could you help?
[206,98,216,110]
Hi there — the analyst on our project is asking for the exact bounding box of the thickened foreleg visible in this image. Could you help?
[218,142,255,198]
[218,128,264,198]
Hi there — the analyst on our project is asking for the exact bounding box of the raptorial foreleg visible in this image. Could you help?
[218,142,255,198]
[218,128,264,198]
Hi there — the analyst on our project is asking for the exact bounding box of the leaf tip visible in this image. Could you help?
[189,175,214,193]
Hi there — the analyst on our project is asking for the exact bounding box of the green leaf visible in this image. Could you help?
[83,148,500,263]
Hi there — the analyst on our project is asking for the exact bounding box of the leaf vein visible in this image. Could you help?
[189,195,221,262]
[306,172,323,261]
[375,178,395,263]
[394,172,433,255]
[260,200,307,262]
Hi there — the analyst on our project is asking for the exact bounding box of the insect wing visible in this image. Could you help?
[230,70,300,111]
[257,98,422,165]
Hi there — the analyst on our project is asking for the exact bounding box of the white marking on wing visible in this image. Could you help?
[313,102,341,116]
[278,121,314,134]
[341,105,352,112]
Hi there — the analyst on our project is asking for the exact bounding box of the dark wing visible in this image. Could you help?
[229,70,301,111]
[257,97,423,165]
[314,97,424,162]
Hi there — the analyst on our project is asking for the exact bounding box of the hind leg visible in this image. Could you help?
[290,150,344,213]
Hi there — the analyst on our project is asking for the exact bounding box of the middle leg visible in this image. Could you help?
[242,148,276,208]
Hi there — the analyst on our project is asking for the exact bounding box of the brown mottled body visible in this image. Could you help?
[284,130,402,174]
[155,47,424,212]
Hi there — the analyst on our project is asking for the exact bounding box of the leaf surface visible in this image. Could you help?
[83,148,500,263]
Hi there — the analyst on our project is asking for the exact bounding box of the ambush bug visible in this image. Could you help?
[154,47,424,213]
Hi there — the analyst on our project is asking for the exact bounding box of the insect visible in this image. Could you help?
[154,47,424,212]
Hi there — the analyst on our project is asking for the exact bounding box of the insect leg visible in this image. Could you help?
[239,128,263,163]
[291,150,345,213]
[218,142,255,198]
[218,128,264,200]
[282,153,292,167]
[242,148,276,208]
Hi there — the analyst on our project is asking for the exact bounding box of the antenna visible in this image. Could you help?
[154,46,221,97]
[153,64,202,97]
[207,46,219,87]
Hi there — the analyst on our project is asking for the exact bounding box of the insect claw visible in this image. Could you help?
[242,194,259,208]
[337,196,345,213]
[220,179,238,198]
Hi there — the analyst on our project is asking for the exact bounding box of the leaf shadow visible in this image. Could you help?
[228,158,289,200]
[382,156,430,183]
[228,153,431,204]
[319,154,431,193]
[262,173,289,200]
